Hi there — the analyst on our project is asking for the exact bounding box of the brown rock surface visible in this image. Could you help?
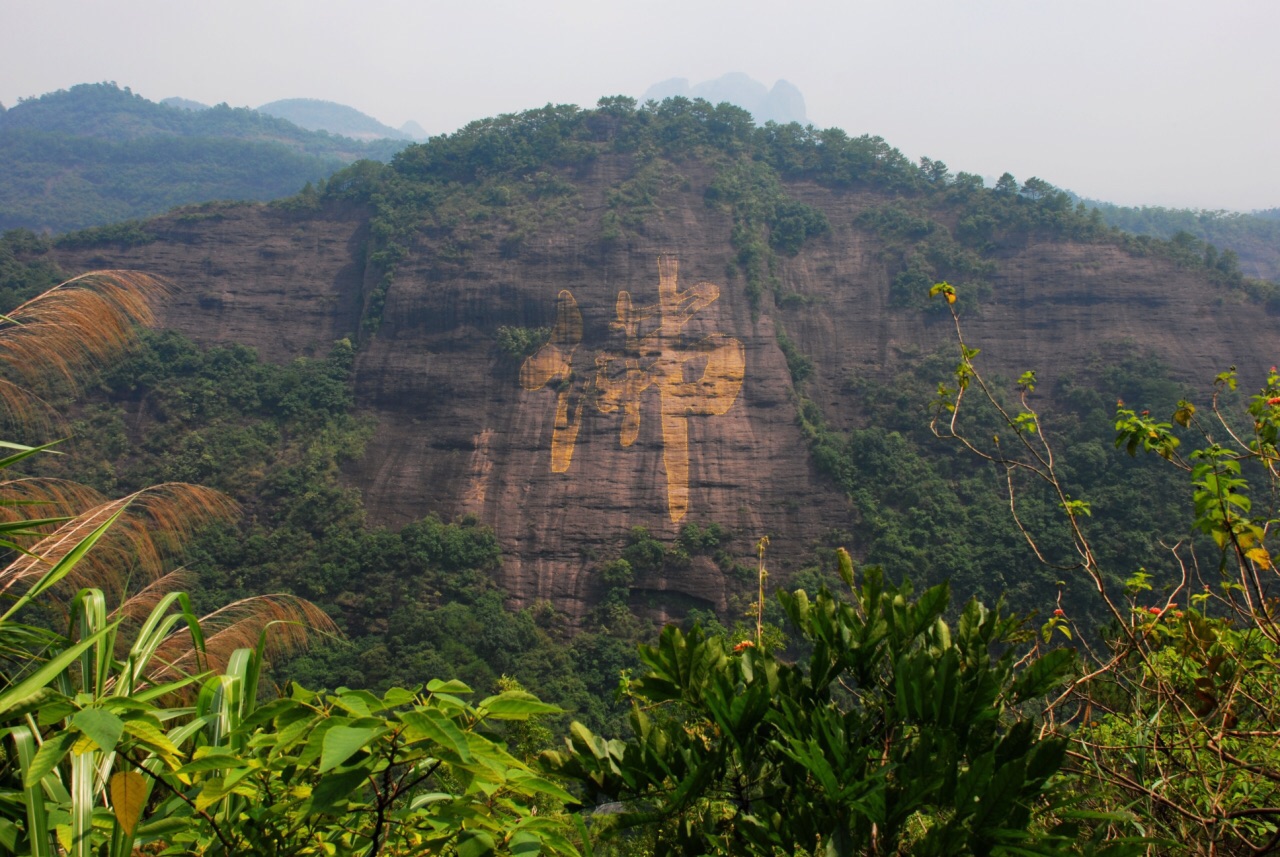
[48,159,1280,618]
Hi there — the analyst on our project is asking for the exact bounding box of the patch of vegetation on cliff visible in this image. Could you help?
[0,229,65,308]
[799,344,1191,617]
[706,160,829,309]
[496,324,551,358]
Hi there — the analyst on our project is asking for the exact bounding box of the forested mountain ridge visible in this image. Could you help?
[15,95,1280,626]
[0,82,408,233]
[1087,199,1280,283]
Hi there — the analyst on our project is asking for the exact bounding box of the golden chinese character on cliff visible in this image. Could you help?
[520,257,745,522]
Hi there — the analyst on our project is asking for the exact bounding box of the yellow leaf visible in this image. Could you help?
[1246,547,1272,569]
[111,770,147,835]
[945,292,956,304]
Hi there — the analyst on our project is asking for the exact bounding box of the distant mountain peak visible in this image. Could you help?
[399,120,428,141]
[161,97,209,112]
[642,73,808,125]
[257,98,412,142]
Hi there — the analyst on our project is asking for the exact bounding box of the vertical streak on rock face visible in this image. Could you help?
[524,256,745,523]
[463,428,494,510]
[519,290,583,472]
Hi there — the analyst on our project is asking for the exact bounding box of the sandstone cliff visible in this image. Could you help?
[45,134,1280,618]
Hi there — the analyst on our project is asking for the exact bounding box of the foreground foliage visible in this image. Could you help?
[932,282,1280,854]
[548,553,1092,856]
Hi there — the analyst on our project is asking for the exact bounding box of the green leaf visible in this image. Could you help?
[334,689,382,717]
[835,547,854,588]
[309,767,370,815]
[507,771,576,803]
[381,687,417,708]
[457,830,497,857]
[401,709,472,762]
[0,687,67,722]
[427,678,473,695]
[1,508,126,623]
[319,724,385,772]
[25,730,76,788]
[121,716,180,757]
[177,755,246,774]
[509,831,543,855]
[0,624,116,719]
[478,690,563,720]
[0,439,62,470]
[134,817,191,838]
[72,708,125,754]
[1010,648,1075,702]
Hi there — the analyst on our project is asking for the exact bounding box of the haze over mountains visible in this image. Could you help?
[642,73,808,125]
[3,80,1279,282]
[0,83,409,233]
[163,95,424,141]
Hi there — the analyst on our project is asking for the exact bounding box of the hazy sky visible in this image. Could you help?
[3,0,1277,211]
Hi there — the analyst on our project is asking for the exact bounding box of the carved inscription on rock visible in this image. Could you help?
[520,257,745,522]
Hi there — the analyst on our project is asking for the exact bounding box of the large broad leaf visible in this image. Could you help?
[509,831,543,855]
[72,708,124,754]
[109,770,147,835]
[319,724,386,773]
[427,678,473,695]
[24,730,77,787]
[309,767,370,816]
[381,687,417,708]
[121,716,180,758]
[456,830,497,857]
[507,770,577,803]
[478,690,564,720]
[0,687,66,722]
[401,708,472,762]
[334,689,383,717]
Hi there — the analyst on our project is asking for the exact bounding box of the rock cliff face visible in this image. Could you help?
[48,154,1280,618]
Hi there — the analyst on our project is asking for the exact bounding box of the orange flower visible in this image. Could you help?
[733,640,755,653]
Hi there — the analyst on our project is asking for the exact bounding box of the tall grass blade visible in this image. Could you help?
[12,725,54,857]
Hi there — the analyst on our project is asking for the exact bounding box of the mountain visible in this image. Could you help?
[0,83,409,233]
[257,98,414,142]
[160,96,209,112]
[21,97,1279,622]
[643,73,808,124]
[400,120,429,141]
[1085,200,1280,283]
